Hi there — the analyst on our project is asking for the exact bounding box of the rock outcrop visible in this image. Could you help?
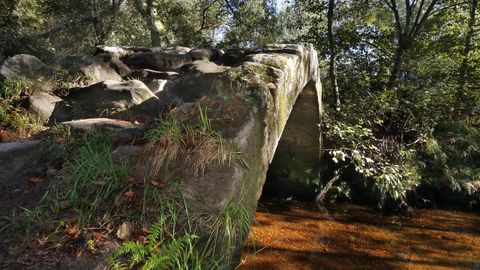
[52,54,123,83]
[49,80,158,122]
[0,54,54,92]
[0,140,44,184]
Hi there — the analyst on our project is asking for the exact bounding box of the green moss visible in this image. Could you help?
[276,92,288,135]
[261,57,289,70]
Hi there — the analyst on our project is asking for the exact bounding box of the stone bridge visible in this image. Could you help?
[177,43,323,214]
[0,43,322,268]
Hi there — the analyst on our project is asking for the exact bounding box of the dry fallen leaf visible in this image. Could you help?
[208,99,217,107]
[0,130,12,143]
[75,248,83,257]
[188,105,197,116]
[66,224,79,236]
[151,179,166,189]
[158,138,169,148]
[93,179,106,186]
[124,190,135,199]
[138,235,147,243]
[29,176,44,183]
[114,193,125,206]
[93,231,107,240]
[37,235,50,246]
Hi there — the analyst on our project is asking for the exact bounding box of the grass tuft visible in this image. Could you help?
[142,104,247,179]
[0,79,44,138]
[59,132,130,225]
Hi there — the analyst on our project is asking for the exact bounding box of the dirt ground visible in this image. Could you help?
[239,199,480,270]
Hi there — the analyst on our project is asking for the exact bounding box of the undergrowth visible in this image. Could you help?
[2,102,252,269]
[0,79,43,138]
[58,132,130,225]
[110,194,251,270]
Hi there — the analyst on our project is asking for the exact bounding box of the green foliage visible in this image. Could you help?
[291,0,480,208]
[110,195,251,270]
[0,79,43,137]
[418,122,480,206]
[1,0,296,57]
[324,114,422,204]
[1,206,43,234]
[0,79,29,100]
[59,132,130,224]
[326,182,351,203]
[220,0,282,47]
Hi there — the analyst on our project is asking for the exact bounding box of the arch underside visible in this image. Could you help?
[264,79,322,199]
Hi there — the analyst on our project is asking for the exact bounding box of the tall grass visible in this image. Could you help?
[60,132,130,224]
[142,104,246,179]
[0,79,43,137]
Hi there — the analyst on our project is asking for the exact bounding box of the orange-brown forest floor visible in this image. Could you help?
[239,200,480,270]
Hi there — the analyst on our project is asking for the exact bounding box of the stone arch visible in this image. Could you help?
[178,44,323,214]
[263,78,323,199]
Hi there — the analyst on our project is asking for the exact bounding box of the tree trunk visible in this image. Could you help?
[327,0,341,111]
[458,0,478,91]
[134,0,163,47]
[385,0,439,89]
[150,29,162,47]
[315,167,345,210]
[388,34,409,89]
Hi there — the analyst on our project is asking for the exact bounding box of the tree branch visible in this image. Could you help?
[224,0,242,24]
[410,0,438,40]
[199,0,220,31]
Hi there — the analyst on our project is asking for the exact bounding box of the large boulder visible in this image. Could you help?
[95,45,134,58]
[60,118,145,142]
[186,44,322,267]
[0,54,53,92]
[29,91,62,121]
[120,43,322,268]
[147,79,178,95]
[175,43,322,212]
[110,57,132,77]
[0,140,44,185]
[50,80,159,122]
[176,61,230,100]
[188,48,224,62]
[122,52,192,71]
[52,55,122,83]
[152,46,191,54]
